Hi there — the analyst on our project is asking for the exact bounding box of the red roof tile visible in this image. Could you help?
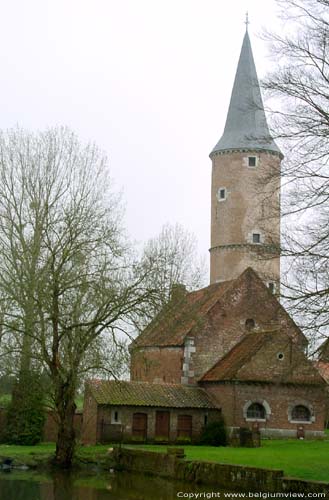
[201,331,270,382]
[87,379,219,409]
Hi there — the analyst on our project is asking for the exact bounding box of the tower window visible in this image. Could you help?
[248,156,257,167]
[252,233,261,244]
[217,187,227,202]
[245,318,255,331]
[268,282,276,294]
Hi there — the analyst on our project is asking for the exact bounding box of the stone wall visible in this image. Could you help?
[112,447,329,494]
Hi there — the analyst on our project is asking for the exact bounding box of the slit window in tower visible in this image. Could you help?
[217,187,226,201]
[248,156,257,167]
[252,233,261,244]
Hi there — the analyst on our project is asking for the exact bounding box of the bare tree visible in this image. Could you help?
[262,0,329,343]
[0,127,154,467]
[135,223,207,330]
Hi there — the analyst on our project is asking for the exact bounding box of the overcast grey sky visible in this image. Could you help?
[0,0,284,266]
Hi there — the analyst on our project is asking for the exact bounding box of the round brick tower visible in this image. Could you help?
[209,30,283,292]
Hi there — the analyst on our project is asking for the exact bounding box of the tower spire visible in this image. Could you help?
[209,30,282,288]
[210,31,282,157]
[245,11,249,32]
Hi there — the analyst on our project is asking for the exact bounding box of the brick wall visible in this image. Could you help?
[130,346,184,384]
[81,386,99,445]
[130,270,307,385]
[43,411,82,442]
[81,397,220,445]
[0,407,82,443]
[210,150,281,286]
[202,382,326,437]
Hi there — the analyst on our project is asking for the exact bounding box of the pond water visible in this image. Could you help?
[0,469,231,500]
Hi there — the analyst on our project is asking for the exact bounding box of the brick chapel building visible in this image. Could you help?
[82,28,327,444]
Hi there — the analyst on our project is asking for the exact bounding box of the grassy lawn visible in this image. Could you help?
[0,440,329,482]
[125,439,329,482]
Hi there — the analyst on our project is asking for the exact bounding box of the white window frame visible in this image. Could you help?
[252,232,261,244]
[111,408,121,424]
[288,402,314,425]
[243,400,271,422]
[217,187,227,202]
[247,156,258,168]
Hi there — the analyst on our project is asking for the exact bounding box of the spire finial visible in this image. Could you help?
[245,11,250,32]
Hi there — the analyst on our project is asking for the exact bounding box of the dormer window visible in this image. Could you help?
[248,156,257,167]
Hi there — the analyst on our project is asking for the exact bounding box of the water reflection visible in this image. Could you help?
[0,470,227,500]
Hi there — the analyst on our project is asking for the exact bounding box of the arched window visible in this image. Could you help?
[246,402,266,420]
[291,405,311,422]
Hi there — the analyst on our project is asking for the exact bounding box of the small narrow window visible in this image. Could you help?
[252,233,261,244]
[245,318,255,331]
[204,415,208,426]
[248,156,257,167]
[111,409,121,424]
[268,282,275,294]
[217,188,226,201]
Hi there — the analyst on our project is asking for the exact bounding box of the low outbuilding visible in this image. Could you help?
[81,379,221,445]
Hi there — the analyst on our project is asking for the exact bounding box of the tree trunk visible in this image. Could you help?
[53,382,77,468]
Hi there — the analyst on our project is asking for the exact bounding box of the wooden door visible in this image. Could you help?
[155,411,170,439]
[177,414,192,439]
[132,413,148,440]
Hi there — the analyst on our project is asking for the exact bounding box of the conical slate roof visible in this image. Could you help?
[211,31,282,157]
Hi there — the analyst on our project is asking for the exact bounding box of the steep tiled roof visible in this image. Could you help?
[131,268,307,349]
[201,330,324,385]
[131,279,232,348]
[318,338,329,362]
[87,379,218,409]
[201,331,270,382]
[316,361,329,384]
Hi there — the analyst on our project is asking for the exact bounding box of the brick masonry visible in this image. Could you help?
[202,382,325,437]
[130,269,308,384]
[210,150,281,286]
[81,391,220,445]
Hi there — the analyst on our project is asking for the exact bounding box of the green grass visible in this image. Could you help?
[125,439,329,482]
[0,443,55,456]
[0,394,11,407]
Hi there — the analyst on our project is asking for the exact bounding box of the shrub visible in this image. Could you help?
[200,418,227,446]
[4,371,46,445]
